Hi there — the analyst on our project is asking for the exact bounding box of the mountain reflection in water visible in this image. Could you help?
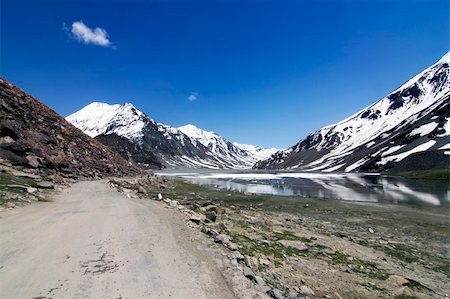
[156,171,449,206]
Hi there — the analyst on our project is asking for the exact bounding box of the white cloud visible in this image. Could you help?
[188,92,198,102]
[70,21,111,47]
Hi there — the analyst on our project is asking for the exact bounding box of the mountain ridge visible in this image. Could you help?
[67,104,278,169]
[254,52,450,172]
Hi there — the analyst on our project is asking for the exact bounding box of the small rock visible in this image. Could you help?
[6,202,16,208]
[157,193,163,200]
[299,285,315,296]
[243,267,255,280]
[204,211,217,223]
[36,181,54,189]
[244,255,259,269]
[278,240,308,251]
[225,242,238,251]
[267,288,284,299]
[287,292,299,299]
[230,251,244,261]
[49,174,63,184]
[207,205,226,214]
[368,228,375,234]
[25,155,40,168]
[256,285,272,293]
[259,239,271,245]
[26,187,38,194]
[254,276,265,286]
[388,275,409,286]
[169,200,178,208]
[264,219,284,227]
[138,186,146,194]
[304,203,311,208]
[189,215,202,224]
[259,258,272,267]
[214,234,230,244]
[0,136,15,144]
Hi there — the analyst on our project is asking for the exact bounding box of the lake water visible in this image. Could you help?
[155,170,450,206]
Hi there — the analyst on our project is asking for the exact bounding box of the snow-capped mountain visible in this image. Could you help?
[232,142,280,161]
[67,103,275,169]
[66,102,150,142]
[254,52,450,172]
[178,124,278,167]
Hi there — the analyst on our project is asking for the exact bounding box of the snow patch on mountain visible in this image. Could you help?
[178,124,280,168]
[233,142,280,160]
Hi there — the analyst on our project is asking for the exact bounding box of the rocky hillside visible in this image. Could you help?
[0,78,140,178]
[95,133,163,170]
[254,52,450,172]
[67,102,277,168]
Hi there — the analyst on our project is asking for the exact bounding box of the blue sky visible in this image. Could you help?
[1,0,448,148]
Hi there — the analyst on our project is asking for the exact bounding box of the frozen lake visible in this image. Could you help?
[155,170,449,206]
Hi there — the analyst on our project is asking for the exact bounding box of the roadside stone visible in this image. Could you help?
[388,275,409,286]
[243,267,255,280]
[157,193,163,200]
[230,251,244,261]
[204,211,217,223]
[6,202,16,208]
[189,215,203,225]
[299,285,315,296]
[268,288,284,299]
[214,234,229,243]
[278,240,308,251]
[207,205,226,214]
[256,285,272,293]
[244,255,258,268]
[36,181,54,189]
[169,200,178,208]
[225,242,238,251]
[369,228,375,234]
[138,186,146,194]
[254,275,266,286]
[25,155,40,168]
[26,187,38,194]
[49,174,64,184]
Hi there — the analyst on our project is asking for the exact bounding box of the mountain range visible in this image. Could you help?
[2,52,448,174]
[254,52,449,172]
[66,103,278,169]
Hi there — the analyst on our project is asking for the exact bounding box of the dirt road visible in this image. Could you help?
[0,180,238,299]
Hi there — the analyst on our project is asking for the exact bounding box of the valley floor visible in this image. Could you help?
[0,180,257,299]
[1,176,448,299]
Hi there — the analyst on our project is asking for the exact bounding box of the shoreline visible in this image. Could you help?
[131,175,449,299]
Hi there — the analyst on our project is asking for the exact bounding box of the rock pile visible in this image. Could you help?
[0,77,141,178]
